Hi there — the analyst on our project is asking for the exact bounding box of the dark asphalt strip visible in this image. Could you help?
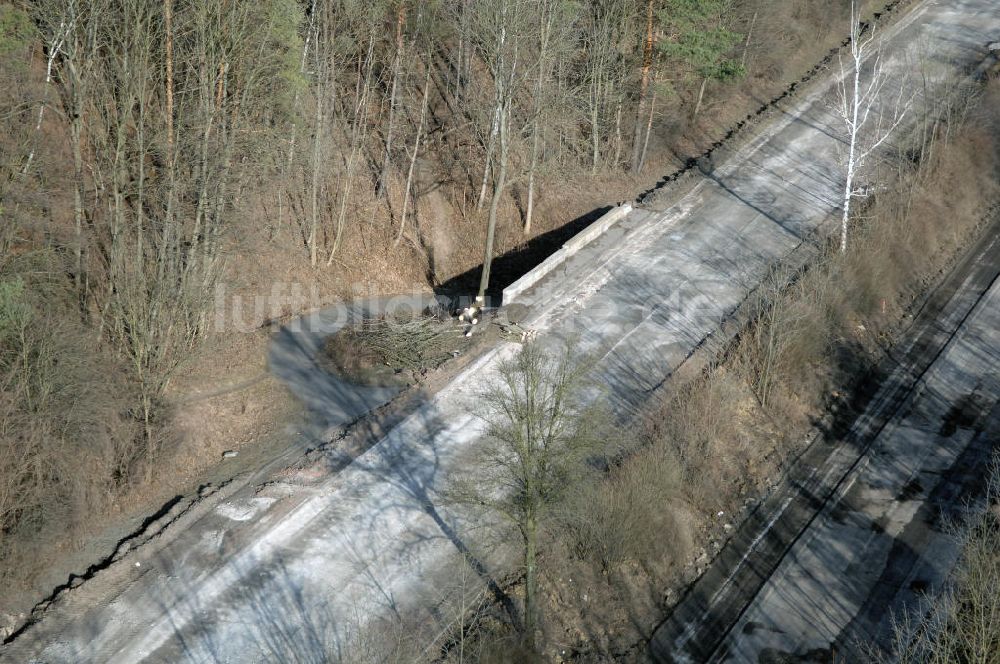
[833,401,1000,659]
[648,218,1000,664]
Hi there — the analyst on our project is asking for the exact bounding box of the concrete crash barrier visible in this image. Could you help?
[502,203,632,304]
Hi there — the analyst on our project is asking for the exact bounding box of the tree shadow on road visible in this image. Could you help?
[340,398,522,629]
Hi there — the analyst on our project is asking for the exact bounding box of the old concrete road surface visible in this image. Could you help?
[4,0,1000,662]
[649,218,1000,663]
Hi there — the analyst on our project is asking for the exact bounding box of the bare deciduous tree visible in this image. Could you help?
[835,1,913,252]
[582,0,634,174]
[377,1,407,200]
[395,64,431,247]
[631,0,656,173]
[452,342,602,649]
[523,0,578,235]
[325,3,382,264]
[466,0,532,298]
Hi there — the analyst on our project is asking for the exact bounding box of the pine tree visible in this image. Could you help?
[659,0,744,116]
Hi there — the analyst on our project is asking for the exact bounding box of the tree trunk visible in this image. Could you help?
[377,4,406,199]
[476,103,500,211]
[478,105,508,300]
[524,131,539,235]
[841,162,853,253]
[524,511,538,649]
[455,0,471,103]
[841,114,857,254]
[24,18,68,175]
[525,0,552,235]
[638,82,657,173]
[590,81,600,174]
[693,77,708,117]
[162,0,177,280]
[281,0,318,234]
[841,38,862,254]
[69,71,85,292]
[740,11,757,70]
[631,0,655,172]
[187,114,216,282]
[136,98,147,263]
[142,393,155,484]
[612,97,623,168]
[164,0,174,161]
[395,67,430,247]
[309,83,323,266]
[328,33,376,264]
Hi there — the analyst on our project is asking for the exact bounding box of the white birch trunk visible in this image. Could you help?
[835,1,913,253]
